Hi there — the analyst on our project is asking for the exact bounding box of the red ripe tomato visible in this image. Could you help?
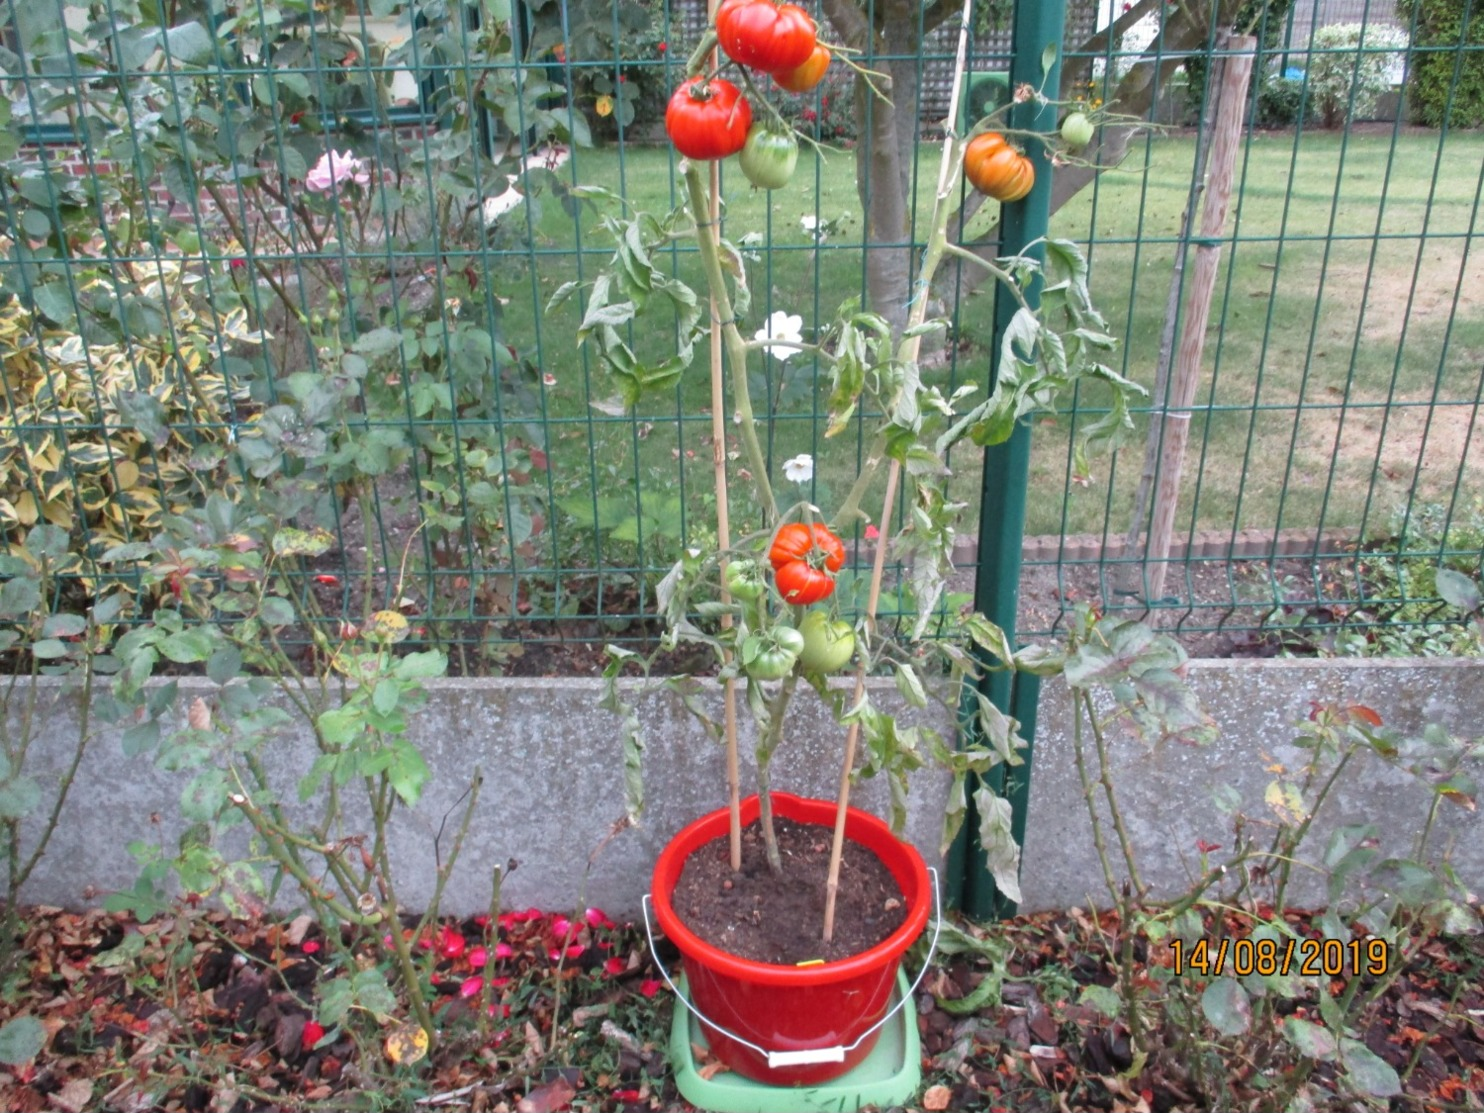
[769,523,846,605]
[715,0,817,74]
[665,77,753,161]
[773,44,830,93]
[774,561,835,605]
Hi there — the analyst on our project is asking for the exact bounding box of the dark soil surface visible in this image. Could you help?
[668,817,907,965]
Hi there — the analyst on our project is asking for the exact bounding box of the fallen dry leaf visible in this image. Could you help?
[514,1076,575,1113]
[384,1023,429,1066]
[922,1083,953,1111]
[283,913,314,946]
[696,1060,730,1081]
[47,1078,93,1113]
[188,697,211,731]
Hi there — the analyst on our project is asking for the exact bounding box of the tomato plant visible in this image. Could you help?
[797,610,855,673]
[769,523,845,605]
[1060,111,1095,151]
[715,0,816,74]
[738,123,798,190]
[772,44,830,93]
[741,624,804,680]
[665,77,752,161]
[963,132,1035,202]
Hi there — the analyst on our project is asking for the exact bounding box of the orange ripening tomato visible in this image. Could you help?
[769,523,846,605]
[773,44,830,93]
[665,77,752,161]
[963,132,1035,202]
[715,0,817,74]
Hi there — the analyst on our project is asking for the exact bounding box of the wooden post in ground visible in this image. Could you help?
[1143,34,1255,608]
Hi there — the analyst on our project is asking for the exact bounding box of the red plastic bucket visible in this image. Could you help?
[649,792,932,1085]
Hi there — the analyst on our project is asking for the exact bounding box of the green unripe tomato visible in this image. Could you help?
[797,610,855,674]
[724,558,766,602]
[1060,111,1095,151]
[738,123,799,190]
[742,623,804,681]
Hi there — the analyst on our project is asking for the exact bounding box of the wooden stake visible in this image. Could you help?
[1119,84,1220,596]
[822,458,899,943]
[702,1,742,874]
[1143,34,1254,608]
[823,0,976,944]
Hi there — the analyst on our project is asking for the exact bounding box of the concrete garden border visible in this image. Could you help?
[10,659,1482,916]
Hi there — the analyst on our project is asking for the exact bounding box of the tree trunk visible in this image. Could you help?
[823,0,953,338]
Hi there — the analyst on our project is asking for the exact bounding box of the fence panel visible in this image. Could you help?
[1037,0,1483,654]
[1,0,1479,662]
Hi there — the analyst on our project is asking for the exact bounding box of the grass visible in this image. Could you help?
[482,127,1484,574]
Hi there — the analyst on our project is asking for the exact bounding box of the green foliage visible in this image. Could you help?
[526,0,669,136]
[0,0,581,608]
[1306,23,1408,128]
[1255,73,1313,127]
[1398,0,1484,127]
[0,296,250,572]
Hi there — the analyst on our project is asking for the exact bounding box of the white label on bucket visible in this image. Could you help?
[766,1047,847,1068]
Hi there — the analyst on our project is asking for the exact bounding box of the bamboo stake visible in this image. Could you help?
[822,0,976,944]
[1142,34,1255,609]
[700,0,743,873]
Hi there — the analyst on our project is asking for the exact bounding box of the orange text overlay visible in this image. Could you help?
[1170,936,1390,978]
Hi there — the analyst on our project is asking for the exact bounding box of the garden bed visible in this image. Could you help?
[0,902,1478,1112]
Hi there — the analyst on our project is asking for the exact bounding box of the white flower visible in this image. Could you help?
[754,311,804,362]
[782,454,814,483]
[305,149,370,193]
[800,214,819,234]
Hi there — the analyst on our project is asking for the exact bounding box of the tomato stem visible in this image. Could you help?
[685,29,718,78]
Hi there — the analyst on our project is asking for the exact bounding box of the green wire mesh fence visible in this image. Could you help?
[0,0,1479,665]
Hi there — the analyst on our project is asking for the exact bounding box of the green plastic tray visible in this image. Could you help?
[667,970,922,1113]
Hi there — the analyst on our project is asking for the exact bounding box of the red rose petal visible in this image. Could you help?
[639,978,662,998]
[459,975,484,998]
[302,1020,326,1050]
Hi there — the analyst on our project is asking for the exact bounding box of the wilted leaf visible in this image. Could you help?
[1265,781,1307,825]
[973,782,1022,904]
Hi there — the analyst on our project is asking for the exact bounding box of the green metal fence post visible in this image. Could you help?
[961,0,1067,920]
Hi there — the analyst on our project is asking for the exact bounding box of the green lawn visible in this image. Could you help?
[496,128,1484,563]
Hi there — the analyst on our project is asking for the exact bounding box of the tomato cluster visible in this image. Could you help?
[730,522,856,681]
[769,522,845,605]
[663,1,832,189]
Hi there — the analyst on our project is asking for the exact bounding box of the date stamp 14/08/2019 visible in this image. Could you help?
[1170,936,1391,978]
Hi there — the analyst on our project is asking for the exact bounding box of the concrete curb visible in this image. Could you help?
[8,659,1481,916]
